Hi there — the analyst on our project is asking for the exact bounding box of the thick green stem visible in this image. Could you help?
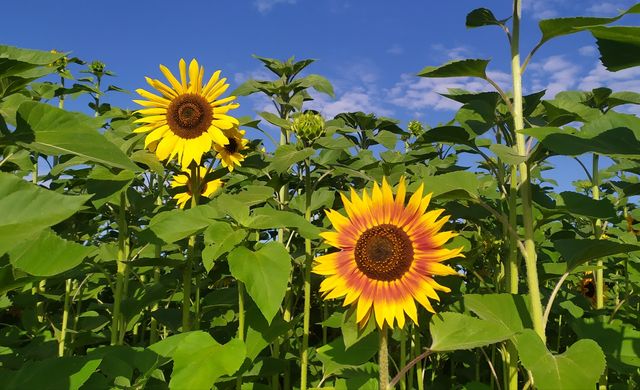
[110,191,129,345]
[511,0,545,342]
[301,158,313,390]
[379,325,389,390]
[414,326,424,390]
[58,278,72,356]
[182,166,200,332]
[150,176,164,343]
[400,328,407,390]
[237,281,246,390]
[592,154,607,390]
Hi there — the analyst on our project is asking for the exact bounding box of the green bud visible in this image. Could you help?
[89,60,106,75]
[291,111,325,145]
[408,120,424,137]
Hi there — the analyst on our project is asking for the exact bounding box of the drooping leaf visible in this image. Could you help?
[558,191,616,219]
[429,312,516,351]
[244,302,294,361]
[228,242,292,323]
[419,126,473,146]
[572,317,640,372]
[169,331,246,390]
[0,172,91,255]
[418,59,490,79]
[590,26,640,71]
[299,74,335,97]
[554,239,640,269]
[9,229,94,276]
[269,144,315,174]
[259,111,291,129]
[515,329,606,390]
[463,293,532,333]
[14,101,139,171]
[490,144,527,164]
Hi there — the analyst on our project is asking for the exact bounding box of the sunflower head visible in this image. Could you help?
[291,111,325,145]
[133,58,240,168]
[214,127,249,172]
[313,177,463,330]
[171,168,223,209]
[580,273,597,306]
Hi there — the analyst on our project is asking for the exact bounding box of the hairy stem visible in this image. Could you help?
[379,325,389,390]
[301,158,313,390]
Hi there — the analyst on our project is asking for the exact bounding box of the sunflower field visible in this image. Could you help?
[2,1,640,389]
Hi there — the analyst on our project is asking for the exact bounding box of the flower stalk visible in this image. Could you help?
[300,157,313,390]
[182,165,201,332]
[110,191,129,345]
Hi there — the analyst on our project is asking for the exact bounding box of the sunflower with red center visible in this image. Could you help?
[133,58,239,167]
[313,177,463,329]
[171,168,222,209]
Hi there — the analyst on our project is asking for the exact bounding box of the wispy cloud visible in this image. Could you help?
[431,44,474,61]
[386,44,404,56]
[253,0,296,14]
[309,88,394,118]
[587,2,625,15]
[522,0,560,19]
[578,45,598,57]
[528,55,581,97]
[578,61,640,92]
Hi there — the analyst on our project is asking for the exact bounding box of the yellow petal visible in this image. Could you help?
[159,64,183,94]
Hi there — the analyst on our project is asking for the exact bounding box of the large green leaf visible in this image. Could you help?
[554,239,640,269]
[0,45,64,78]
[419,126,473,146]
[268,144,314,174]
[86,166,134,208]
[418,59,490,79]
[148,204,221,244]
[9,229,94,276]
[299,74,335,97]
[13,101,139,171]
[572,317,640,372]
[202,222,247,272]
[316,332,378,376]
[590,26,640,71]
[557,191,616,219]
[244,207,322,239]
[228,242,292,323]
[419,171,480,199]
[429,312,516,351]
[0,173,90,255]
[244,302,293,361]
[537,4,640,44]
[4,356,102,390]
[515,329,606,390]
[169,331,246,390]
[463,294,531,333]
[521,126,640,157]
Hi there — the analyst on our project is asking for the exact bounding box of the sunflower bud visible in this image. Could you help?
[408,120,424,137]
[291,111,325,145]
[89,61,106,76]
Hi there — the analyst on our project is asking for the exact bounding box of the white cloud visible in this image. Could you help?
[522,0,560,19]
[431,44,473,61]
[578,45,598,56]
[528,55,581,97]
[587,2,624,15]
[308,88,393,118]
[387,44,404,56]
[253,0,296,13]
[578,62,640,91]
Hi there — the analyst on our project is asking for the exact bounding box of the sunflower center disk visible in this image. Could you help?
[355,224,414,281]
[224,137,239,153]
[166,94,213,139]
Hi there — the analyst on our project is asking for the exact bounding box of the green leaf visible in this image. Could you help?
[316,332,378,376]
[515,329,606,390]
[590,26,640,71]
[259,111,291,129]
[466,8,506,28]
[490,144,527,164]
[418,59,490,79]
[244,302,293,361]
[202,222,247,272]
[554,239,640,269]
[299,74,335,97]
[463,294,531,333]
[169,331,246,390]
[572,317,640,372]
[149,205,220,244]
[86,166,134,208]
[0,173,91,255]
[558,191,616,219]
[419,126,473,146]
[268,144,314,174]
[538,4,640,44]
[429,312,517,351]
[244,207,322,240]
[9,229,93,276]
[229,185,274,206]
[289,187,335,213]
[228,242,292,323]
[14,101,139,171]
[419,171,480,199]
[5,356,102,390]
[521,126,640,157]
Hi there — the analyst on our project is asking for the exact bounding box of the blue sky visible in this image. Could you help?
[4,0,640,188]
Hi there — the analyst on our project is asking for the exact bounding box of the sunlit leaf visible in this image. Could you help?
[429,312,516,351]
[554,239,640,269]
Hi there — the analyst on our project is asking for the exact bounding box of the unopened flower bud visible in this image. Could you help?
[408,120,424,137]
[291,111,325,145]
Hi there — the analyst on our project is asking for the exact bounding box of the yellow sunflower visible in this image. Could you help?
[133,58,239,168]
[580,272,597,307]
[313,177,463,329]
[171,168,223,209]
[214,127,249,171]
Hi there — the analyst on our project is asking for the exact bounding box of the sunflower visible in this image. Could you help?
[213,127,249,171]
[313,177,463,329]
[171,168,222,209]
[580,273,597,306]
[133,59,239,168]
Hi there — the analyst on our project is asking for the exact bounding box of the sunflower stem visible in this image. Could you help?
[414,325,424,390]
[58,278,72,356]
[110,191,129,345]
[150,176,164,344]
[592,154,607,390]
[237,281,246,390]
[182,166,200,332]
[301,158,313,390]
[379,324,390,390]
[400,328,407,390]
[511,0,545,343]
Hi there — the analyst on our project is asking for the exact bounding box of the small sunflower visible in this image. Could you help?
[580,273,597,306]
[313,177,463,329]
[134,58,239,167]
[214,127,249,171]
[171,168,222,209]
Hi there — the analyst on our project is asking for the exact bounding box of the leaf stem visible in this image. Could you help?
[58,278,72,356]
